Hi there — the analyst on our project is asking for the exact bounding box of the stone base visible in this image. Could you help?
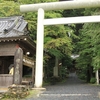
[31,87,46,91]
[0,87,8,93]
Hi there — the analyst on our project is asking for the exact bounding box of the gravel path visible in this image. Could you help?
[26,73,100,100]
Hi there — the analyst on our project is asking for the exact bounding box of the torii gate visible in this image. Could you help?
[20,0,100,88]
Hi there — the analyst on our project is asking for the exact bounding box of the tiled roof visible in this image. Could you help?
[0,16,28,38]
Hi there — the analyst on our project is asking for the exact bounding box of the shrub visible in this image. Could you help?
[78,73,87,80]
[50,76,62,85]
[90,77,96,84]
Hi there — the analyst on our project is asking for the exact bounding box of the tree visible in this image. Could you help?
[0,1,20,17]
[76,8,100,83]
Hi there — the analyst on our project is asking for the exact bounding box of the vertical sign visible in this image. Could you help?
[13,47,23,85]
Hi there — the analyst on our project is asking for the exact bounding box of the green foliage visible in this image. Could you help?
[76,65,87,81]
[78,73,87,80]
[48,48,64,58]
[44,24,73,59]
[90,77,96,84]
[62,55,73,67]
[75,8,100,84]
[50,76,62,85]
[78,22,100,70]
[0,1,20,17]
[60,67,68,78]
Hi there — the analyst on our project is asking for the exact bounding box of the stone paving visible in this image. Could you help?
[26,73,100,100]
[0,87,8,93]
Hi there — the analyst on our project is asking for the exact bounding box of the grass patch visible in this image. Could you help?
[43,82,50,86]
[25,89,40,99]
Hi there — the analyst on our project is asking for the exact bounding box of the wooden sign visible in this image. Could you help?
[13,47,23,85]
[23,55,34,68]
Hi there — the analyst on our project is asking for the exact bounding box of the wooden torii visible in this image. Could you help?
[20,0,100,88]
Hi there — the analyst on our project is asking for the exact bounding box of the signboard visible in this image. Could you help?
[23,55,34,68]
[13,47,23,85]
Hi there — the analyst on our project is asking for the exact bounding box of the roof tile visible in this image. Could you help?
[0,16,28,38]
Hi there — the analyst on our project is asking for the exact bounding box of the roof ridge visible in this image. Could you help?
[3,17,19,33]
[0,16,28,38]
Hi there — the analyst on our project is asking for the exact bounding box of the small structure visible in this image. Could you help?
[0,16,36,87]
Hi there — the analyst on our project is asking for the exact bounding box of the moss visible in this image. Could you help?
[25,90,40,99]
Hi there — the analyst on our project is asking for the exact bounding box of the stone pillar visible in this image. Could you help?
[34,8,44,88]
[13,47,23,85]
[53,57,58,77]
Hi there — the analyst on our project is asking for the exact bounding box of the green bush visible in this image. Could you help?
[78,73,87,80]
[90,77,96,84]
[50,76,62,85]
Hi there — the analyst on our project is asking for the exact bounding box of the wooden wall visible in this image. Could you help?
[0,42,17,56]
[0,74,13,86]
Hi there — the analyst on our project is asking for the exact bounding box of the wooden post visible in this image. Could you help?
[32,62,35,86]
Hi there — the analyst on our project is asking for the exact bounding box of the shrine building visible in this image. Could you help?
[0,16,36,86]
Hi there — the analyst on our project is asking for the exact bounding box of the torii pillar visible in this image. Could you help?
[34,8,44,88]
[20,0,100,88]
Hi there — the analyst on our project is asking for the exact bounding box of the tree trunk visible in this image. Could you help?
[96,69,99,85]
[86,69,90,83]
